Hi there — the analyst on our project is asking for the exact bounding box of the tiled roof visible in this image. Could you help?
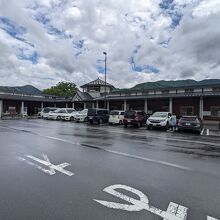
[72,91,93,101]
[80,78,114,88]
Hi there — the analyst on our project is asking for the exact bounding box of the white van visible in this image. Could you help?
[109,110,125,125]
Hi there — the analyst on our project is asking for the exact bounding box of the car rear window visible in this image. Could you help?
[110,111,119,115]
[67,109,74,113]
[87,109,96,116]
[124,111,136,118]
[180,117,197,121]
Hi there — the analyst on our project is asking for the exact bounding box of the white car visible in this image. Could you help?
[62,110,78,121]
[146,112,172,130]
[38,107,57,119]
[74,109,89,122]
[48,108,75,120]
[109,110,125,125]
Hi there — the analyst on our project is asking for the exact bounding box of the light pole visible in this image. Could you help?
[103,52,107,109]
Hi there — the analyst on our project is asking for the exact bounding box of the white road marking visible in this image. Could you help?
[201,128,204,135]
[207,129,210,136]
[105,149,192,171]
[17,154,74,176]
[207,216,219,220]
[164,202,187,220]
[35,134,192,171]
[17,156,55,175]
[94,184,188,220]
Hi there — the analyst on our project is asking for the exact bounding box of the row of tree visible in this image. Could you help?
[43,82,78,97]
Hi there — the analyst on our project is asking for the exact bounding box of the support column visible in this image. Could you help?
[144,99,148,113]
[92,102,95,108]
[84,102,86,109]
[96,101,99,109]
[72,102,75,109]
[41,102,44,110]
[0,100,3,119]
[54,103,56,108]
[66,103,68,108]
[169,98,173,113]
[123,100,127,111]
[107,100,110,110]
[21,101,24,117]
[200,97,203,119]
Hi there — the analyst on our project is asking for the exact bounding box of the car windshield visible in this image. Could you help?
[80,109,88,114]
[152,112,168,118]
[110,111,119,115]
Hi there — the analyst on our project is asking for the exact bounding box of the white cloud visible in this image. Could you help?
[0,0,219,90]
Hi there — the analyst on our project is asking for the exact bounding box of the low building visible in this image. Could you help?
[0,78,220,121]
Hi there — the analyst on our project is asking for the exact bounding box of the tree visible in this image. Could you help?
[43,82,78,97]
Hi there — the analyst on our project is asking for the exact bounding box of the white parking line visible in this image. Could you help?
[207,129,210,136]
[201,128,204,135]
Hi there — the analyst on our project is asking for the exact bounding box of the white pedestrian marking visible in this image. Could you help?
[94,184,188,220]
[17,154,74,176]
[207,216,219,220]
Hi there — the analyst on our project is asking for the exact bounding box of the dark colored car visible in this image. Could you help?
[87,108,109,124]
[178,116,203,133]
[123,110,147,128]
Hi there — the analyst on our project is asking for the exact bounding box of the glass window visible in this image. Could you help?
[180,106,194,116]
[210,106,220,117]
[110,111,119,115]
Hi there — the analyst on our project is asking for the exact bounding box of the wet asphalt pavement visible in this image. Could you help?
[0,119,220,220]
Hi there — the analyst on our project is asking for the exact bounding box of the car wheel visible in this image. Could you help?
[70,116,74,121]
[84,117,88,122]
[57,116,61,121]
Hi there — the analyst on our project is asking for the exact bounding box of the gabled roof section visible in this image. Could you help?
[80,78,114,88]
[72,91,93,102]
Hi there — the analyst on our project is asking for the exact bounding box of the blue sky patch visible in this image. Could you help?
[129,56,160,74]
[0,16,26,39]
[17,48,38,64]
[159,0,182,29]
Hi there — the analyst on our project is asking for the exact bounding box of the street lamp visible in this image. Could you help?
[103,52,107,109]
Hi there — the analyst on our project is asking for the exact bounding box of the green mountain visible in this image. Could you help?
[0,85,42,95]
[131,79,220,91]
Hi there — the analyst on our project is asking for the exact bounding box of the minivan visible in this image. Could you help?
[123,110,147,127]
[87,108,109,124]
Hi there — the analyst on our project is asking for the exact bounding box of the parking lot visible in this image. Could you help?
[0,119,220,220]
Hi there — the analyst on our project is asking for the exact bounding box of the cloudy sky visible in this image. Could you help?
[0,0,220,89]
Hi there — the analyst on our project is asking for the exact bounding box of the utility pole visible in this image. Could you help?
[103,52,107,109]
